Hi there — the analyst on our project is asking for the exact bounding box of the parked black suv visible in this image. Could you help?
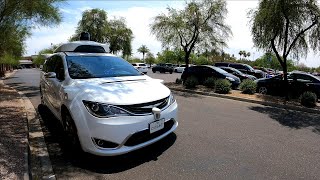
[215,62,265,78]
[255,71,320,99]
[181,65,241,89]
[152,63,174,74]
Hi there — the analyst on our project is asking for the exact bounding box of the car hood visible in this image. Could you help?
[225,73,241,82]
[72,76,170,105]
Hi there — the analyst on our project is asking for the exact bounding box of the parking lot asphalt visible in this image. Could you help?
[5,69,320,180]
[146,68,181,82]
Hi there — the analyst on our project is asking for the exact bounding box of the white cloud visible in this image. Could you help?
[25,23,76,54]
[24,1,320,67]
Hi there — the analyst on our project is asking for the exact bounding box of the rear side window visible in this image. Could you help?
[132,64,137,66]
[215,63,229,67]
[139,64,146,66]
[229,64,244,70]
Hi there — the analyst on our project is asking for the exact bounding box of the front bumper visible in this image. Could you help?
[70,101,178,156]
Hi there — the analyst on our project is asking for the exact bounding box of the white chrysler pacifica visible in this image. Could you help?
[40,39,178,156]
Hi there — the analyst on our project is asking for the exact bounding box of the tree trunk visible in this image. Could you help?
[282,58,289,101]
[184,49,191,74]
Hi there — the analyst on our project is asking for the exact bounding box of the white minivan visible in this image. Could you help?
[40,39,178,156]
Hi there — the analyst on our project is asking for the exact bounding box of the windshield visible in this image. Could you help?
[212,66,229,74]
[66,56,142,79]
[229,68,244,75]
[245,64,255,71]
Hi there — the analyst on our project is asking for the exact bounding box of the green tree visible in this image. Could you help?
[151,0,231,73]
[251,0,320,99]
[137,45,149,62]
[70,9,133,57]
[108,17,133,56]
[145,52,156,67]
[0,0,63,75]
[70,9,109,42]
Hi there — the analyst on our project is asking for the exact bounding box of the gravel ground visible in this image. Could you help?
[0,82,28,180]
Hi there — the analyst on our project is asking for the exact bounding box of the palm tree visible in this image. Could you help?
[137,45,150,63]
[246,52,251,59]
[239,50,243,60]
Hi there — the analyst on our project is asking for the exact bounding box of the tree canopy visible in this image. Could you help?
[251,0,320,99]
[151,0,231,71]
[70,8,133,56]
[0,0,64,73]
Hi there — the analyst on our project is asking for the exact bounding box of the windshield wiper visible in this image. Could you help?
[101,79,147,84]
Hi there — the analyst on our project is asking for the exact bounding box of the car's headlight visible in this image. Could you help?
[83,101,130,118]
[169,93,176,105]
[226,77,235,81]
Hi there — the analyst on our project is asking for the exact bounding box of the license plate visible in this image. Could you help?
[149,119,165,134]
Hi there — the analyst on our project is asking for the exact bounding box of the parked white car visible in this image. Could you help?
[132,63,148,74]
[39,39,178,156]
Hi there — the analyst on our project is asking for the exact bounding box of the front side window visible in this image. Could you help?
[211,66,228,74]
[66,56,142,79]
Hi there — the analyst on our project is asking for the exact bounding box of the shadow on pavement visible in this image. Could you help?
[249,106,320,134]
[5,82,39,98]
[37,104,177,176]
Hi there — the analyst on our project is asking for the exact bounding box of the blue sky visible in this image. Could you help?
[25,1,320,68]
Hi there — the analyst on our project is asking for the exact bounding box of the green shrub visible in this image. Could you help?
[215,79,231,94]
[300,91,317,108]
[175,78,182,84]
[203,77,215,88]
[239,79,257,94]
[184,76,199,89]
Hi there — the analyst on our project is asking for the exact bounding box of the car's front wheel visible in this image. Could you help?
[63,112,81,152]
[152,70,156,73]
[258,86,268,95]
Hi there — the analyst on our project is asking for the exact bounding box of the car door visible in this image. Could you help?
[51,55,66,113]
[290,74,315,97]
[42,56,57,110]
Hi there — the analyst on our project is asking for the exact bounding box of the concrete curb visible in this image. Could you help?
[1,71,56,180]
[169,86,320,114]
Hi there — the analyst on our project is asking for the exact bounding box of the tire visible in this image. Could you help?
[174,69,177,73]
[63,112,81,152]
[144,72,147,74]
[258,86,268,95]
[170,71,173,74]
[152,70,156,73]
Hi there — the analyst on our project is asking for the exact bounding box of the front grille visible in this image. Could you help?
[118,96,169,114]
[124,119,175,146]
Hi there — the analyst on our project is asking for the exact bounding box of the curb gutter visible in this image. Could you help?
[1,71,56,180]
[169,87,320,114]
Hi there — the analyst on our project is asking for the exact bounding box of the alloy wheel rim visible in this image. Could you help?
[259,87,267,94]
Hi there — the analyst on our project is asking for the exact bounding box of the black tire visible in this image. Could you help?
[63,112,82,152]
[144,72,147,74]
[152,70,156,73]
[174,69,177,73]
[170,71,173,74]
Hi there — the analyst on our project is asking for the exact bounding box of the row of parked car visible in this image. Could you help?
[133,62,320,100]
[179,64,320,99]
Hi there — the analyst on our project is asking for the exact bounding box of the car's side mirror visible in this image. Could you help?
[44,72,56,78]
